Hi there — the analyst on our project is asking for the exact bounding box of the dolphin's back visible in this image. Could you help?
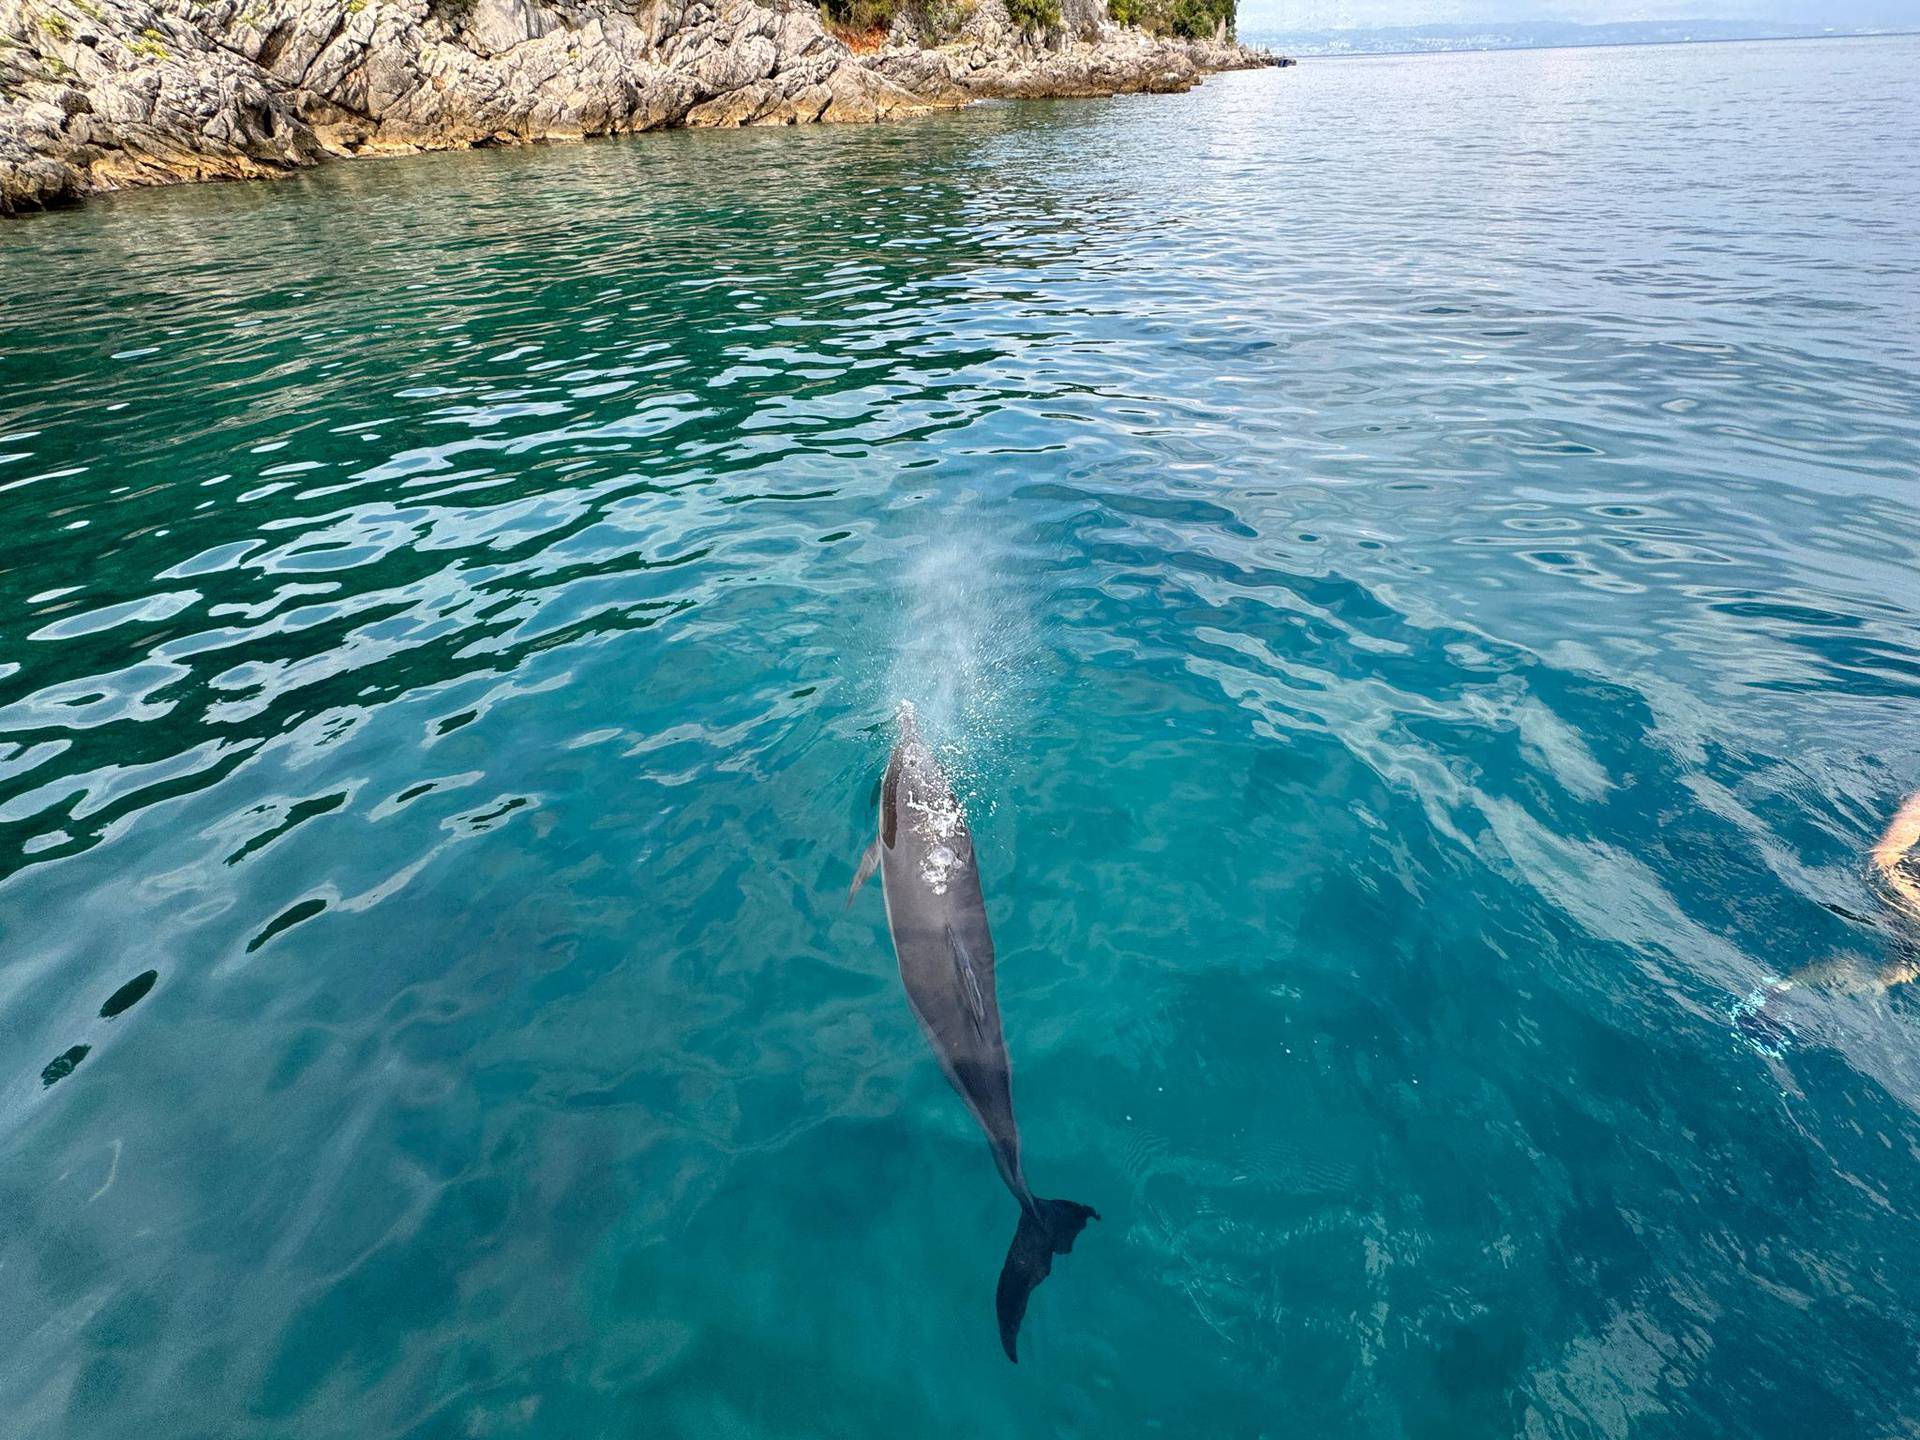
[879,733,1024,1195]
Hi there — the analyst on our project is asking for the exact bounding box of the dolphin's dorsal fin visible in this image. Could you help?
[846,839,881,909]
[946,920,987,1032]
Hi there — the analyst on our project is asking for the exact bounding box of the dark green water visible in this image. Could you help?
[4,37,1920,1440]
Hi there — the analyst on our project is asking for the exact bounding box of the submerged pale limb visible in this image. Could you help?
[1735,790,1920,1052]
[1869,789,1920,925]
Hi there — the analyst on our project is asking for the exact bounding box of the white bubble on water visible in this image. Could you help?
[880,530,1042,806]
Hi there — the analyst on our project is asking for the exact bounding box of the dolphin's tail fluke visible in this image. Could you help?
[995,1196,1098,1363]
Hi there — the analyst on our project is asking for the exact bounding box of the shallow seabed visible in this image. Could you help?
[4,34,1920,1440]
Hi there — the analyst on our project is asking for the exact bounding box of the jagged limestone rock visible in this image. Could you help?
[0,0,1278,212]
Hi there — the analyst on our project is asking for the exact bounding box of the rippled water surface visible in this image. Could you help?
[5,35,1920,1439]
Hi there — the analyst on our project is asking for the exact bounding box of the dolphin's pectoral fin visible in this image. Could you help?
[946,921,987,1033]
[847,839,881,909]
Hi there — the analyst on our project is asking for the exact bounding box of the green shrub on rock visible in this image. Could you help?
[910,0,976,43]
[819,0,899,38]
[819,0,986,43]
[1169,0,1233,38]
[1109,0,1234,38]
[1006,0,1061,34]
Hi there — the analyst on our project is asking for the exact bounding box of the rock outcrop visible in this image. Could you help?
[0,0,1280,213]
[869,0,1271,103]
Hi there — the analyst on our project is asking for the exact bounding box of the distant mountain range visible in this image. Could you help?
[1241,18,1912,57]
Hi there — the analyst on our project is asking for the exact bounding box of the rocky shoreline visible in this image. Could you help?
[0,0,1284,214]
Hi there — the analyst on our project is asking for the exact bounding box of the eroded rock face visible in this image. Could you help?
[870,2,1272,104]
[0,0,1279,213]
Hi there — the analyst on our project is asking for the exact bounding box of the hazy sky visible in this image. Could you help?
[1241,1,1916,31]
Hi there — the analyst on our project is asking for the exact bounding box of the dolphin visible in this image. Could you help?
[848,703,1097,1362]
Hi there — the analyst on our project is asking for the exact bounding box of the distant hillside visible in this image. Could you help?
[1241,17,1908,58]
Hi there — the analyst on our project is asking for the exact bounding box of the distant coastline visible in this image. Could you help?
[1242,19,1915,61]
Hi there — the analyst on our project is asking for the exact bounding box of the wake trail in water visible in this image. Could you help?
[882,533,1039,810]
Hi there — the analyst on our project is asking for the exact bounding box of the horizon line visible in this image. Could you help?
[1238,27,1920,61]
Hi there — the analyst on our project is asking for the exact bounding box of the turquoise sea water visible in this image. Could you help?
[5,33,1920,1439]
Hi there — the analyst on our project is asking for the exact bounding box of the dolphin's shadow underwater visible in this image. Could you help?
[847,704,1097,1362]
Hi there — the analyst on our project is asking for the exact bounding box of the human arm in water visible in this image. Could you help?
[1774,791,1920,997]
[1735,792,1920,1048]
[1869,790,1920,926]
